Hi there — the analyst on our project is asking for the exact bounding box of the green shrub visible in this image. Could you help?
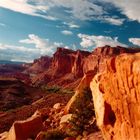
[41,85,74,95]
[59,89,74,95]
[67,87,95,136]
[39,129,66,140]
[41,85,61,93]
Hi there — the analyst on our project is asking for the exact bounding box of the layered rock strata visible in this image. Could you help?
[90,53,140,140]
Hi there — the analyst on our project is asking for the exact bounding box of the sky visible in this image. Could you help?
[0,0,140,62]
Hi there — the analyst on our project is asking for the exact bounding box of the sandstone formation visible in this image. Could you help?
[2,46,140,140]
[25,46,140,88]
[65,46,140,113]
[64,46,140,140]
[32,47,91,87]
[0,132,8,140]
[8,115,43,140]
[25,56,52,74]
[49,48,90,77]
[90,52,140,140]
[83,45,140,74]
[0,92,72,134]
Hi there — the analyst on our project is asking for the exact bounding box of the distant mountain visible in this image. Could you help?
[0,60,25,65]
[0,60,26,75]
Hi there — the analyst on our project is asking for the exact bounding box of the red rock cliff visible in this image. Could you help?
[32,48,90,87]
[64,46,140,140]
[90,52,140,140]
[31,46,140,87]
[83,45,140,74]
[25,56,52,74]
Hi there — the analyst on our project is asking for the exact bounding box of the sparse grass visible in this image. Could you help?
[41,85,74,95]
[38,129,66,140]
[42,85,61,93]
[58,88,74,95]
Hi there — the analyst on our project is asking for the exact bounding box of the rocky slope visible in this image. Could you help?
[0,77,45,112]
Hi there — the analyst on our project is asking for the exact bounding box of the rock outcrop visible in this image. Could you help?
[32,48,90,87]
[50,48,90,77]
[64,46,140,140]
[25,56,52,74]
[8,115,43,140]
[65,71,95,113]
[65,46,140,113]
[83,45,140,74]
[90,52,140,140]
[26,46,140,88]
[0,112,43,140]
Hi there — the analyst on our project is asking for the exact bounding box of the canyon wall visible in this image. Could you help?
[31,47,90,87]
[65,46,140,140]
[90,52,140,140]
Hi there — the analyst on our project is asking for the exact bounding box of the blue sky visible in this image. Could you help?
[0,0,140,62]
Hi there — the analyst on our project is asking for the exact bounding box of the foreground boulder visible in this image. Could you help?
[90,52,140,140]
[4,113,43,140]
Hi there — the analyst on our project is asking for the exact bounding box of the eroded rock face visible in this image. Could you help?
[83,46,140,74]
[65,46,140,112]
[90,53,140,140]
[32,48,90,87]
[46,48,90,78]
[25,56,52,74]
[32,46,140,88]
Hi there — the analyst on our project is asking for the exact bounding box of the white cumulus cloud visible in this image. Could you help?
[0,0,56,20]
[50,0,104,20]
[0,34,67,62]
[50,0,125,25]
[129,38,140,46]
[78,33,127,48]
[104,0,140,23]
[63,22,80,28]
[0,43,40,62]
[61,30,73,35]
[20,34,66,55]
[103,17,125,26]
[0,0,127,25]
